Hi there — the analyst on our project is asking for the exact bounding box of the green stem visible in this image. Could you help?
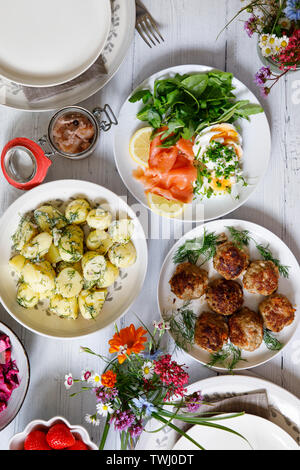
[99,416,110,450]
[152,412,205,450]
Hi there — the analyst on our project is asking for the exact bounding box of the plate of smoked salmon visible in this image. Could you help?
[114,65,271,221]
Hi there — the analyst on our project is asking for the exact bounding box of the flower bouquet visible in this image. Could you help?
[65,321,245,450]
[221,0,300,96]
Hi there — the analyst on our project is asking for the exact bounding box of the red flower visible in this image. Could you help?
[109,324,147,364]
[154,354,189,400]
[277,29,300,70]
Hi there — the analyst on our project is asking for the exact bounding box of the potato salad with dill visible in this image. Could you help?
[9,199,137,321]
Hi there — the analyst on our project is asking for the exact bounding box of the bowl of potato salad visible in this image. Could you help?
[0,180,148,339]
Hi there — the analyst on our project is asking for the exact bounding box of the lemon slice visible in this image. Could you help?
[147,193,185,218]
[129,127,153,168]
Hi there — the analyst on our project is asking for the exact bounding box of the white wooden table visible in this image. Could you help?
[0,0,299,450]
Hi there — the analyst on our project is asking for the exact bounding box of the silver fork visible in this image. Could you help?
[136,0,164,48]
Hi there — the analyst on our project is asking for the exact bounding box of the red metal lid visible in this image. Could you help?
[1,137,52,190]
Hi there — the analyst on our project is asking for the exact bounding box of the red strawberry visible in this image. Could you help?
[24,430,51,450]
[66,440,88,450]
[46,423,75,450]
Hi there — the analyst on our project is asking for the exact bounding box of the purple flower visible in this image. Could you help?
[129,421,143,438]
[244,15,256,37]
[110,410,136,431]
[95,386,118,403]
[185,391,203,413]
[284,0,300,21]
[260,86,270,98]
[254,66,271,86]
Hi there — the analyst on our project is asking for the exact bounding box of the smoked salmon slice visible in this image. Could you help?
[133,128,197,204]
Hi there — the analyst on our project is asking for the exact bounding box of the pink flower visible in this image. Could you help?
[154,354,189,400]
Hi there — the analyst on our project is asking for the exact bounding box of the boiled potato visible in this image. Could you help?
[45,243,62,265]
[86,230,110,251]
[34,205,66,233]
[22,260,55,294]
[82,252,107,282]
[86,207,112,230]
[108,219,134,244]
[65,199,90,225]
[21,232,53,260]
[97,262,119,288]
[39,288,56,300]
[108,242,137,269]
[58,225,84,263]
[56,267,83,298]
[9,255,27,275]
[16,283,39,308]
[12,218,38,251]
[49,295,78,319]
[78,289,107,320]
[56,260,82,275]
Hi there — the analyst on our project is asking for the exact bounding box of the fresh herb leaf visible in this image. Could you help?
[167,302,197,351]
[173,229,220,265]
[226,226,251,248]
[129,89,152,104]
[207,343,246,372]
[263,329,283,351]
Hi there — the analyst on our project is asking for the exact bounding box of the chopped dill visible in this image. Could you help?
[207,342,246,372]
[173,229,220,265]
[263,328,283,351]
[167,302,197,351]
[226,226,251,248]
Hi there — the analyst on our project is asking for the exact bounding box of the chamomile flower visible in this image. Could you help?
[81,369,92,382]
[85,414,100,426]
[88,372,102,387]
[261,44,273,57]
[64,373,73,389]
[141,361,155,380]
[278,36,289,49]
[267,34,277,47]
[259,33,269,46]
[278,17,291,30]
[96,402,114,417]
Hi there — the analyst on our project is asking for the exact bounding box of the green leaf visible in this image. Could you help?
[152,412,205,450]
[181,74,209,97]
[263,328,283,351]
[129,89,153,104]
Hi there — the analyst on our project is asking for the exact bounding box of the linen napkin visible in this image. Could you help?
[22,55,108,104]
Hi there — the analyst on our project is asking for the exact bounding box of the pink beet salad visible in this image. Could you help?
[0,332,20,412]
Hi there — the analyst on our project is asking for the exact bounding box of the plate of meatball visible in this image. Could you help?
[158,219,299,370]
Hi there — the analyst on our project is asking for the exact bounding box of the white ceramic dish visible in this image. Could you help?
[8,416,98,450]
[0,0,135,111]
[136,374,300,450]
[158,219,300,370]
[0,180,148,339]
[0,0,111,87]
[172,413,298,450]
[0,321,30,431]
[114,64,271,222]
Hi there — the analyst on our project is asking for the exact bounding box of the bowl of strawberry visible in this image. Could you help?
[0,321,30,431]
[9,416,98,450]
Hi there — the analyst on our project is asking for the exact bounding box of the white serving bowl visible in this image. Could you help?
[0,321,30,431]
[0,180,148,339]
[8,416,98,450]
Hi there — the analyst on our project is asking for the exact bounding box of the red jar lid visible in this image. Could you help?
[1,137,52,190]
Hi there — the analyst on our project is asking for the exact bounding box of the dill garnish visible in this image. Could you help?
[255,244,290,278]
[173,229,219,265]
[207,343,246,372]
[167,302,197,351]
[226,226,251,248]
[263,328,283,351]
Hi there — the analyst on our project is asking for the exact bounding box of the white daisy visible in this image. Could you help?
[278,36,289,49]
[85,414,100,426]
[142,361,155,380]
[278,17,291,30]
[267,33,277,47]
[96,402,114,417]
[259,33,270,47]
[64,373,73,390]
[88,372,102,387]
[261,44,274,57]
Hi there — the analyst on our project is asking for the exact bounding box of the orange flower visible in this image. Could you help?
[101,370,117,388]
[109,324,147,364]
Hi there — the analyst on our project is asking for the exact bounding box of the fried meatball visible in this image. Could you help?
[259,294,296,333]
[169,262,208,300]
[206,279,243,316]
[243,260,279,296]
[194,311,229,353]
[213,241,249,280]
[229,307,264,352]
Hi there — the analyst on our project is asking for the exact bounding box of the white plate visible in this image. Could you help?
[158,219,300,370]
[136,375,300,450]
[173,414,298,450]
[0,0,111,87]
[0,180,148,339]
[0,321,30,431]
[114,64,271,222]
[0,0,135,111]
[9,416,98,450]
